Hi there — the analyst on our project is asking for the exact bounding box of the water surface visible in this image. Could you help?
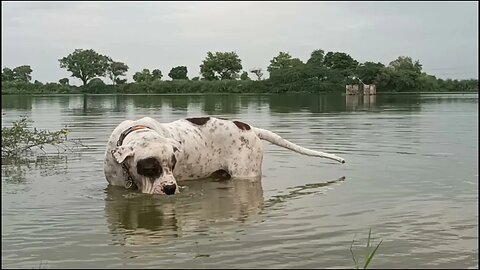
[2,93,478,268]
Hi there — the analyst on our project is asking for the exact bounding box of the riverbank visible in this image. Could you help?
[2,80,478,95]
[1,81,478,95]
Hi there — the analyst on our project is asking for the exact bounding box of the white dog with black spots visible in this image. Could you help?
[104,116,345,195]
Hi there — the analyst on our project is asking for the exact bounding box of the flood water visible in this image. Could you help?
[1,93,478,268]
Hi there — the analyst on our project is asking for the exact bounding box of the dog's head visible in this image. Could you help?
[111,132,182,195]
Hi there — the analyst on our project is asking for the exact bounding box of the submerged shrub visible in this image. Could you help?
[1,116,84,158]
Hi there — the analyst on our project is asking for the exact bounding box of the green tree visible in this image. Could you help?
[267,52,303,74]
[417,73,439,92]
[12,65,33,82]
[2,66,33,82]
[249,68,264,80]
[59,78,69,85]
[168,66,188,80]
[323,52,358,71]
[59,49,110,85]
[356,62,385,84]
[200,51,243,80]
[133,69,162,83]
[107,61,129,85]
[152,69,163,81]
[388,56,422,74]
[378,56,424,92]
[133,69,152,83]
[240,71,250,80]
[2,67,15,82]
[305,50,329,82]
[88,78,105,85]
[306,49,325,66]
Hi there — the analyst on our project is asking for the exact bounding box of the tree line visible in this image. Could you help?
[1,48,478,94]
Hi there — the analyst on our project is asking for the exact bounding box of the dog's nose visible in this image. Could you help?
[162,184,177,195]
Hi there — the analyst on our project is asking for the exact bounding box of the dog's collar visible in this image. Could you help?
[117,125,150,147]
[115,125,150,191]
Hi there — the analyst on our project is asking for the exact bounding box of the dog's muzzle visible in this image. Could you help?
[153,182,177,195]
[162,184,177,195]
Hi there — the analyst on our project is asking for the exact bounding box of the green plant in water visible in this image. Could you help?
[1,116,84,158]
[350,228,383,269]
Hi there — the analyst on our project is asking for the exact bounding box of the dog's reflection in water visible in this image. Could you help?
[104,176,345,246]
[104,176,264,246]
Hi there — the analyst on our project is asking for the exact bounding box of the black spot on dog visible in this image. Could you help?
[210,169,231,180]
[137,157,162,179]
[186,117,210,126]
[233,120,251,131]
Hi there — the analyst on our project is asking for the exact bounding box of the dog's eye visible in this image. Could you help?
[137,157,162,178]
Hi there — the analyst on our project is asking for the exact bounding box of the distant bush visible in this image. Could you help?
[1,81,79,94]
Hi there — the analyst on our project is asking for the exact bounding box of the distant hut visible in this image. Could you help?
[346,77,376,95]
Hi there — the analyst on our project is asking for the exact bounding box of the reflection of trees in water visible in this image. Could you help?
[268,93,346,113]
[104,175,346,246]
[79,95,130,114]
[345,95,377,111]
[202,94,241,114]
[377,94,422,110]
[346,94,425,112]
[1,93,456,122]
[70,93,362,115]
[1,95,33,110]
[2,155,70,183]
[130,95,203,110]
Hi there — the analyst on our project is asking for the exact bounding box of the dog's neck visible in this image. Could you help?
[116,125,151,191]
[117,125,150,146]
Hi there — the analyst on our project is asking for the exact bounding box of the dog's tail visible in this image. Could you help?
[253,127,345,164]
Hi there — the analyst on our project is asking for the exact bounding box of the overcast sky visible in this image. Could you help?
[2,1,478,85]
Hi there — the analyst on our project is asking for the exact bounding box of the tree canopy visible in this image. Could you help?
[323,52,358,71]
[249,68,264,80]
[267,52,304,74]
[388,56,422,74]
[306,49,325,66]
[356,62,385,84]
[133,68,162,83]
[168,66,188,80]
[200,51,243,80]
[240,71,250,80]
[107,61,129,85]
[2,65,33,82]
[2,47,477,94]
[59,49,110,85]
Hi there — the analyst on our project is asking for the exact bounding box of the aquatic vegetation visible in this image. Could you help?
[1,116,85,158]
[350,228,383,269]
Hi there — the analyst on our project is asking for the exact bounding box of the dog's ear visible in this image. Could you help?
[111,143,135,163]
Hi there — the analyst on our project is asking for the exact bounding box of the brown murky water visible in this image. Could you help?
[2,93,478,268]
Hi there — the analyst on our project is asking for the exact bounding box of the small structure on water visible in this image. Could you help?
[346,76,376,95]
[346,84,377,95]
